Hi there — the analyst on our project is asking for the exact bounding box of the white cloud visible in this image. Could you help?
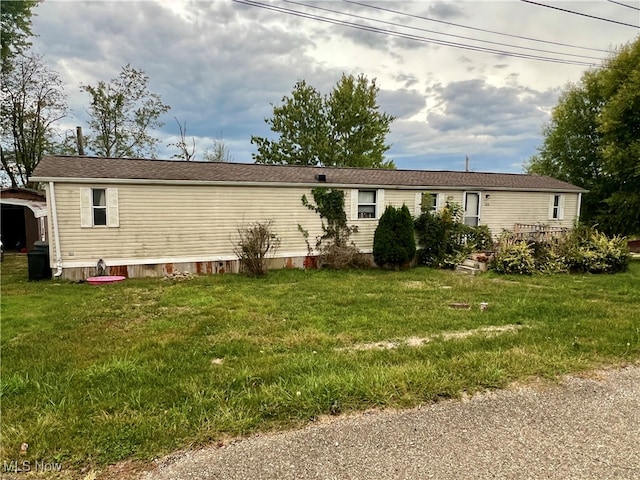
[28,0,637,171]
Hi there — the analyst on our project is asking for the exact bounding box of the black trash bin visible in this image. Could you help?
[27,241,52,281]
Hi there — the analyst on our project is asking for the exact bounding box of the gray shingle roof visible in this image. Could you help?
[30,155,586,192]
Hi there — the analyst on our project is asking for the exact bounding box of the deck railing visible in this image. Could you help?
[513,223,569,242]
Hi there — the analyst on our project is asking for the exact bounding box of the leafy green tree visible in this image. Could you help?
[0,53,67,187]
[373,204,415,269]
[1,0,39,73]
[526,38,640,235]
[252,74,395,168]
[81,64,170,158]
[252,80,328,166]
[326,74,395,168]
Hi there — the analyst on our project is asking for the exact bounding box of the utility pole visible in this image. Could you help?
[76,126,85,156]
[465,155,469,172]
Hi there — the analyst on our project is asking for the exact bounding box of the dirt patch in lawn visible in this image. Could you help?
[338,324,525,352]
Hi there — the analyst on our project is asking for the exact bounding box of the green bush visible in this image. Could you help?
[491,225,630,275]
[530,239,569,274]
[561,227,630,273]
[373,204,416,269]
[414,203,493,269]
[466,224,493,252]
[414,210,446,267]
[491,233,536,275]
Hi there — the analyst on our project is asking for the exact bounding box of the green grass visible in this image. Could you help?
[1,254,639,472]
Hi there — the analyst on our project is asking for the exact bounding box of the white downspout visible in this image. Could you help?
[48,182,63,278]
[576,192,582,221]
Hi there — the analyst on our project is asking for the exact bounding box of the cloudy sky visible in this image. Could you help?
[30,0,639,172]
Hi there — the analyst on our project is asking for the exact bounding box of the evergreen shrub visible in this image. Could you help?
[373,204,416,268]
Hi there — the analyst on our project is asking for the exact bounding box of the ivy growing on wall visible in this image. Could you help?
[299,188,367,269]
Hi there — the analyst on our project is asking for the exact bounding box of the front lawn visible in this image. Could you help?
[1,254,639,473]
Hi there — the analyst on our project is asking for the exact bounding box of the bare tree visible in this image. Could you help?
[0,53,67,187]
[169,117,196,161]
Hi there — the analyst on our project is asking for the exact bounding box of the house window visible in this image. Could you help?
[81,187,119,228]
[92,189,107,226]
[421,192,438,213]
[550,194,564,220]
[358,190,377,219]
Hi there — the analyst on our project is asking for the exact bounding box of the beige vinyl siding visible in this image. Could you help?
[49,182,582,267]
[52,183,332,265]
[382,189,415,210]
[480,191,579,235]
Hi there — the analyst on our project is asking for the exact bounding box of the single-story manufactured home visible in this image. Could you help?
[30,155,586,280]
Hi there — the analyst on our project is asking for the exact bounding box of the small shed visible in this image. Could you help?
[0,187,48,251]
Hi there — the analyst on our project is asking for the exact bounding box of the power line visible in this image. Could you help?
[232,0,598,67]
[282,0,603,62]
[606,0,640,12]
[520,0,640,28]
[345,0,611,53]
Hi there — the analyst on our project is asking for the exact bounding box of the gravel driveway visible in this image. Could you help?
[140,365,640,480]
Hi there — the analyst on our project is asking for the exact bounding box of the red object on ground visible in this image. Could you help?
[86,275,126,285]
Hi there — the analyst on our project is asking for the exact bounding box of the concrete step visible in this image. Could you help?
[462,258,481,269]
[455,264,481,275]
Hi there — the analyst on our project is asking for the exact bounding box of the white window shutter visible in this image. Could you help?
[106,188,119,227]
[435,193,442,211]
[376,189,385,219]
[548,195,555,219]
[80,188,92,227]
[558,195,565,220]
[414,192,422,216]
[350,189,359,220]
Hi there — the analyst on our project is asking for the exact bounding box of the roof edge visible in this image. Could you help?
[37,155,568,178]
[30,176,587,193]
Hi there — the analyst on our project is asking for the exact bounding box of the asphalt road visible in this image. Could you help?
[140,366,640,480]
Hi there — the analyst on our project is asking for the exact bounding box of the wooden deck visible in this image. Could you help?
[513,223,570,242]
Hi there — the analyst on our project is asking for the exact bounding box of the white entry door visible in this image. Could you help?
[464,192,481,226]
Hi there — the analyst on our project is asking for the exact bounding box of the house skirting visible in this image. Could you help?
[55,255,325,281]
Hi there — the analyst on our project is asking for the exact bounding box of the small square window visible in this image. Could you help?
[357,190,377,219]
[421,193,438,212]
[92,188,107,226]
